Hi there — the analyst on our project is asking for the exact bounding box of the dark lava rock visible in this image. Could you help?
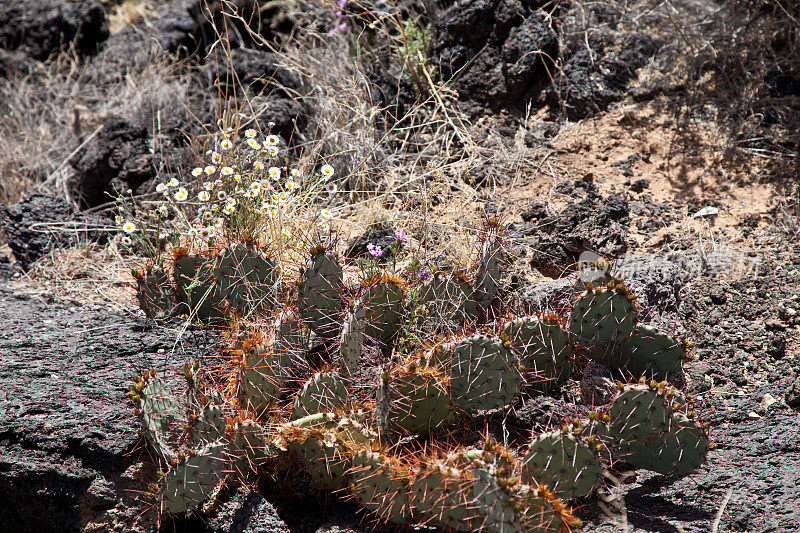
[0,0,108,61]
[208,490,290,533]
[430,0,558,112]
[508,181,629,277]
[0,285,217,533]
[345,225,400,261]
[580,361,617,406]
[629,178,650,193]
[0,193,107,269]
[69,117,156,209]
[786,377,800,409]
[550,33,659,120]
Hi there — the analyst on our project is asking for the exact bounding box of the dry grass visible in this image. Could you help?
[11,242,139,310]
[106,0,157,34]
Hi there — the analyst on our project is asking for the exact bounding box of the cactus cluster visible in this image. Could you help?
[132,231,708,529]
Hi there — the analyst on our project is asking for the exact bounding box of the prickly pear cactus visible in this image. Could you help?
[174,253,226,323]
[502,316,573,394]
[291,371,349,420]
[132,373,184,462]
[473,234,503,311]
[237,336,297,419]
[339,299,366,375]
[616,324,687,381]
[362,275,405,345]
[160,440,228,514]
[608,383,709,475]
[348,451,408,524]
[377,359,454,434]
[229,419,272,474]
[570,284,637,360]
[437,335,522,413]
[215,243,278,317]
[297,248,344,338]
[135,267,178,318]
[190,403,227,445]
[419,273,478,328]
[521,427,604,499]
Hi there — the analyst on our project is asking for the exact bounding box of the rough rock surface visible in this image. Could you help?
[0,0,108,60]
[0,193,108,269]
[508,179,630,277]
[207,490,290,533]
[430,0,558,112]
[345,225,400,261]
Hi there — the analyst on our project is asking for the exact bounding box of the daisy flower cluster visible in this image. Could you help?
[115,123,341,259]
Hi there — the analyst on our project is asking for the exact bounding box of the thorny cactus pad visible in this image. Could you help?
[502,316,573,394]
[159,440,228,514]
[570,284,637,360]
[291,370,349,420]
[377,358,454,434]
[134,267,178,318]
[173,253,226,323]
[297,249,344,338]
[521,428,604,499]
[215,243,279,317]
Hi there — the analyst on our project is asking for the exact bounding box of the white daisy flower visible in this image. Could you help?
[277,193,288,204]
[188,227,198,237]
[115,215,123,224]
[226,197,237,207]
[199,227,211,238]
[269,167,281,180]
[191,167,203,177]
[157,205,169,216]
[265,134,280,146]
[174,188,188,202]
[217,191,228,200]
[245,189,258,198]
[325,182,338,195]
[156,182,168,193]
[211,204,219,212]
[214,179,223,187]
[290,168,299,177]
[205,149,213,156]
[267,145,279,156]
[247,139,261,150]
[206,226,216,238]
[260,179,271,188]
[167,177,180,187]
[268,207,279,219]
[253,161,264,171]
[211,152,221,164]
[214,217,224,228]
[282,227,291,238]
[234,174,242,183]
[158,231,169,239]
[223,205,235,215]
[285,179,297,190]
[250,181,261,192]
[320,209,333,220]
[122,221,137,233]
[203,181,213,191]
[220,139,233,151]
[120,236,133,246]
[220,166,234,176]
[197,190,210,202]
[203,211,213,221]
[204,165,216,175]
[245,129,258,138]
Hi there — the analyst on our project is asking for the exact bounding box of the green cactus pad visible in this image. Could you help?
[237,339,295,418]
[173,254,226,322]
[291,371,349,420]
[215,243,278,317]
[442,335,522,413]
[281,413,376,490]
[340,300,366,375]
[419,273,478,327]
[190,403,227,445]
[297,250,344,338]
[615,324,686,381]
[363,277,405,344]
[521,429,603,499]
[229,420,272,474]
[570,286,637,359]
[349,451,408,523]
[160,440,228,514]
[473,235,503,311]
[138,374,184,462]
[502,317,573,394]
[135,267,178,318]
[608,384,708,475]
[377,362,453,434]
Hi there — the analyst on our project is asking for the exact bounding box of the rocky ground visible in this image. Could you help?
[1,0,799,532]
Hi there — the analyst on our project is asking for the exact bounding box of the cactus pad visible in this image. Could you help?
[297,250,344,338]
[173,254,226,322]
[215,243,278,317]
[377,361,453,434]
[291,371,349,420]
[340,300,366,375]
[570,286,637,359]
[135,267,178,318]
[616,324,686,380]
[502,317,573,394]
[521,429,603,499]
[160,440,228,514]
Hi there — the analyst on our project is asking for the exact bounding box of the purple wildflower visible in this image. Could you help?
[420,267,432,281]
[394,229,409,245]
[366,243,383,258]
